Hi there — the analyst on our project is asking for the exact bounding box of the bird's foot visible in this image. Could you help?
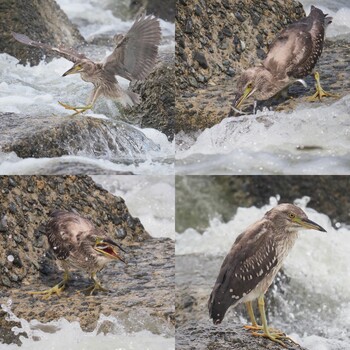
[244,324,284,335]
[58,101,93,116]
[28,281,66,299]
[306,88,339,102]
[78,281,109,296]
[251,330,299,348]
[307,71,339,102]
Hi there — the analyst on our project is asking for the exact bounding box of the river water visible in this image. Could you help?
[176,196,350,350]
[175,0,350,175]
[0,0,175,175]
[0,175,175,349]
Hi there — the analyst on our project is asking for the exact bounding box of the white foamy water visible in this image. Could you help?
[92,175,175,239]
[176,95,350,175]
[1,301,174,350]
[1,0,175,175]
[176,196,350,350]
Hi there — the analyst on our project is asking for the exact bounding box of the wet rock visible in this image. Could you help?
[0,113,160,161]
[176,322,306,350]
[1,0,84,66]
[129,0,175,22]
[193,51,208,69]
[0,175,150,291]
[0,215,8,232]
[1,238,174,344]
[127,56,175,141]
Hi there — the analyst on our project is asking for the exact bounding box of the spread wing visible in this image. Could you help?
[263,24,313,79]
[208,221,279,324]
[46,210,94,260]
[12,32,87,63]
[103,13,161,81]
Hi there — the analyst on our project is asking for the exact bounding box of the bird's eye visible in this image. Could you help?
[247,83,253,89]
[289,213,296,219]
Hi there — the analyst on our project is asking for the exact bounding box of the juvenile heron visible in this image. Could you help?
[12,13,161,115]
[208,203,326,347]
[30,210,126,298]
[233,6,336,111]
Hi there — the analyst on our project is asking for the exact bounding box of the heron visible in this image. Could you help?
[233,6,337,112]
[12,13,161,115]
[208,203,326,347]
[30,210,126,298]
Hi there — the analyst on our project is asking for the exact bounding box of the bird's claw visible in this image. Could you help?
[28,282,66,299]
[306,89,339,102]
[58,101,92,116]
[244,324,284,335]
[251,330,299,348]
[78,282,109,295]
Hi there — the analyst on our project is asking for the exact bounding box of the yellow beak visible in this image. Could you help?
[94,239,126,263]
[234,85,253,109]
[62,66,81,77]
[295,217,326,232]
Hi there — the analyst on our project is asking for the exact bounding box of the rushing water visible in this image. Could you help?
[0,0,175,175]
[1,300,174,350]
[92,175,175,239]
[175,0,350,175]
[176,196,350,350]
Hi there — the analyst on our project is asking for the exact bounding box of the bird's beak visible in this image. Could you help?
[94,238,126,263]
[62,65,81,77]
[296,217,326,232]
[233,85,254,109]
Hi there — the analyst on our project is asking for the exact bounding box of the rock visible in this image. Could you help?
[1,238,174,344]
[193,51,208,69]
[127,56,175,141]
[0,113,160,160]
[0,0,84,66]
[0,175,150,290]
[176,322,306,350]
[129,0,175,22]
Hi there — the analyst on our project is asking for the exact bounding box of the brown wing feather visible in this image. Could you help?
[46,211,94,260]
[12,32,86,63]
[208,221,278,324]
[263,25,313,79]
[103,13,161,81]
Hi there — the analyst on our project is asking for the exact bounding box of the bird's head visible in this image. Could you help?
[62,59,95,77]
[93,236,126,263]
[267,203,326,233]
[232,66,280,110]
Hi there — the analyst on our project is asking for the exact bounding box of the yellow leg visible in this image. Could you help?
[250,295,299,348]
[29,270,69,299]
[244,301,284,334]
[244,301,259,330]
[307,71,339,102]
[58,101,93,116]
[77,272,108,295]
